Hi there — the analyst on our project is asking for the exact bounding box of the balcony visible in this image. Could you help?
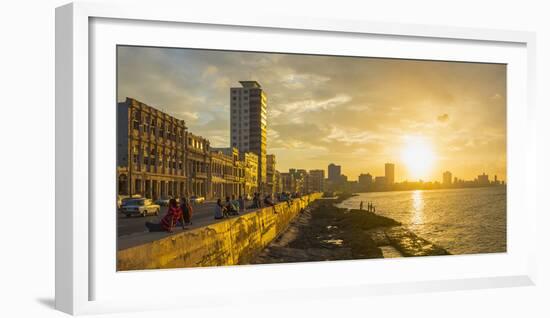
[193,171,208,179]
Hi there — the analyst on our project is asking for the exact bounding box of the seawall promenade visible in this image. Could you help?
[117,192,323,270]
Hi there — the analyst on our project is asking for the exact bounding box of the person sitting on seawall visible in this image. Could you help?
[145,198,184,233]
[280,192,292,207]
[249,193,259,209]
[238,195,246,214]
[263,194,275,207]
[230,195,240,213]
[225,196,239,216]
[214,198,226,219]
[258,193,264,208]
[179,197,193,226]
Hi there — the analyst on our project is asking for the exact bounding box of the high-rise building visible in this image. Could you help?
[385,163,395,184]
[308,169,325,193]
[443,171,452,185]
[358,173,373,190]
[374,176,387,186]
[230,81,268,192]
[280,172,296,193]
[477,173,490,185]
[328,163,341,182]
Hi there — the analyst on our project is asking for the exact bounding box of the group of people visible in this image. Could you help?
[359,200,376,212]
[145,197,193,233]
[145,192,301,233]
[248,192,276,209]
[214,195,245,219]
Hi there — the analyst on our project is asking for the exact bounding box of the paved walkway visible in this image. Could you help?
[117,201,275,251]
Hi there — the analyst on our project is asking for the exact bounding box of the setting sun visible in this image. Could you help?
[400,136,436,181]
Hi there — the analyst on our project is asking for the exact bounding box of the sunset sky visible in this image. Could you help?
[117,46,506,182]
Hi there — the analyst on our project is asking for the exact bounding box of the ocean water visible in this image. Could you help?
[335,187,507,255]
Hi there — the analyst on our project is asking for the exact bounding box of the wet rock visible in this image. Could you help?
[385,226,450,257]
[306,247,352,260]
[265,246,311,261]
[365,228,390,246]
[379,245,402,258]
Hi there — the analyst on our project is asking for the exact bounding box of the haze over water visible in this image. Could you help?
[336,187,506,255]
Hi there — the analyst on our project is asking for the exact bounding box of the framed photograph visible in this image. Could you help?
[56,2,537,315]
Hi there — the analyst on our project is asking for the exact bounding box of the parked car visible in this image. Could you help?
[118,194,142,210]
[121,198,160,217]
[155,196,171,206]
[117,195,128,209]
[190,195,205,204]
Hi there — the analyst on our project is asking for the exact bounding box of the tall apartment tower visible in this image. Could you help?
[328,163,342,182]
[230,81,268,191]
[443,171,453,185]
[385,163,395,185]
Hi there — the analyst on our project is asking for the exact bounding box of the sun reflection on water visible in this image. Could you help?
[412,190,424,225]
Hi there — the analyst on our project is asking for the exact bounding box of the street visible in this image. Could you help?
[117,200,266,237]
[117,201,220,237]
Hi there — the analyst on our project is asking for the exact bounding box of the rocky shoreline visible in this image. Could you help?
[250,195,449,264]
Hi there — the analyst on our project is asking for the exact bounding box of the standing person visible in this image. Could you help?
[231,195,240,215]
[238,195,246,214]
[214,198,226,219]
[180,197,193,226]
[145,198,183,233]
[360,201,364,211]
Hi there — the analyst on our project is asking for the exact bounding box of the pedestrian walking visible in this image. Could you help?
[360,201,364,211]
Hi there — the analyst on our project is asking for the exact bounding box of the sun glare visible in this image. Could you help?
[400,136,436,181]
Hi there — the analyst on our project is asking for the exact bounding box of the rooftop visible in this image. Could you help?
[239,80,262,88]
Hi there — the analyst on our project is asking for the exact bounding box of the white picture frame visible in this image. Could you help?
[55,1,537,315]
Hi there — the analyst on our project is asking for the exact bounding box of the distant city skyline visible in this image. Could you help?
[118,46,506,182]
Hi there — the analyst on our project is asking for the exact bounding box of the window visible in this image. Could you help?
[132,112,140,130]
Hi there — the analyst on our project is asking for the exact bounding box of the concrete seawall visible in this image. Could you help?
[117,193,323,271]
